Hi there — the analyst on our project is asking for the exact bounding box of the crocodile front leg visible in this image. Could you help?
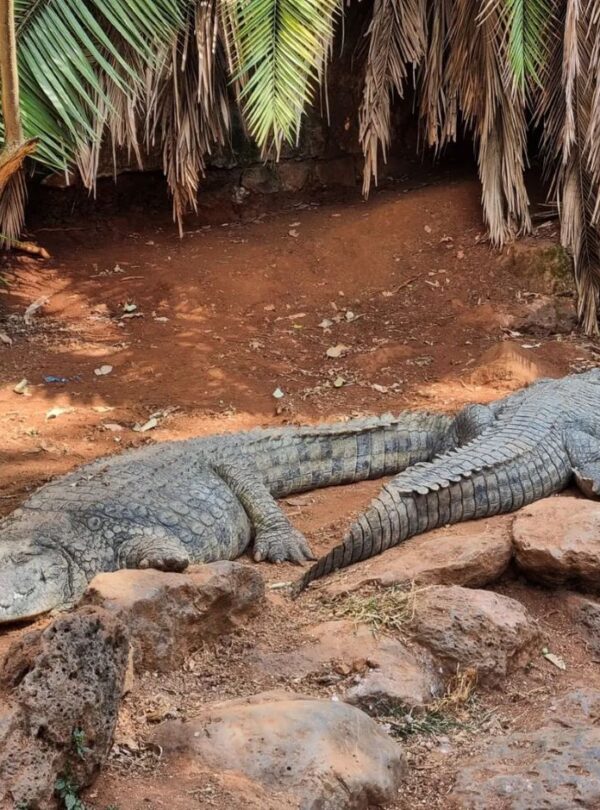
[214,463,315,563]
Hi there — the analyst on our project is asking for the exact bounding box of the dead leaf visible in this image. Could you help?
[345,310,355,321]
[424,225,432,233]
[542,649,566,670]
[133,417,158,433]
[94,365,113,376]
[319,319,333,329]
[92,405,114,413]
[264,304,276,312]
[123,302,137,313]
[288,229,299,238]
[13,378,29,395]
[521,343,541,349]
[371,383,388,393]
[456,250,465,260]
[24,296,49,325]
[103,422,124,432]
[272,387,285,399]
[46,406,74,421]
[333,376,345,388]
[326,344,349,359]
[0,331,12,346]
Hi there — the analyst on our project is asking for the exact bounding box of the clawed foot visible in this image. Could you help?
[254,526,316,564]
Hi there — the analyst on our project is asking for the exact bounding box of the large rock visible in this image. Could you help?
[81,562,264,673]
[0,607,128,809]
[250,620,443,712]
[513,498,600,588]
[323,520,512,597]
[452,688,600,809]
[153,690,407,809]
[564,592,600,654]
[409,585,540,682]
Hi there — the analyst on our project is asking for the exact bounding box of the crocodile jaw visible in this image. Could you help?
[0,543,72,624]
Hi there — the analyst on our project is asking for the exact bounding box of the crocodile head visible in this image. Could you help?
[0,511,84,624]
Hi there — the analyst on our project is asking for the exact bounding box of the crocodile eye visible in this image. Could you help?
[87,516,102,531]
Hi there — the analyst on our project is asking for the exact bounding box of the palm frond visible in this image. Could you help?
[445,0,530,245]
[359,0,427,196]
[12,0,186,172]
[538,0,600,335]
[221,0,339,157]
[147,0,230,233]
[418,0,452,149]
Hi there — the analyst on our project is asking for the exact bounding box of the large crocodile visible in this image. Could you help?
[297,369,600,591]
[1,370,600,622]
[0,411,452,622]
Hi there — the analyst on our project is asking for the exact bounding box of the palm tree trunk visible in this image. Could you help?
[0,0,22,146]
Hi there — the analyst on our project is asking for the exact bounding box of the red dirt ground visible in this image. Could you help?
[0,175,598,809]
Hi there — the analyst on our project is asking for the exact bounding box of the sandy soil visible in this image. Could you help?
[0,175,598,809]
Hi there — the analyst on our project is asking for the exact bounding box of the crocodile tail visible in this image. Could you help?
[296,485,411,592]
[295,444,570,593]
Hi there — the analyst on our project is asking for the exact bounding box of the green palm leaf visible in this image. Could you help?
[222,0,339,155]
[11,0,186,171]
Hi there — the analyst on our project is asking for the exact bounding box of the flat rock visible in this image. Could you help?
[452,688,600,809]
[564,592,600,654]
[81,561,264,672]
[321,520,512,597]
[0,607,129,809]
[152,690,407,809]
[513,498,600,588]
[409,585,540,682]
[250,620,443,711]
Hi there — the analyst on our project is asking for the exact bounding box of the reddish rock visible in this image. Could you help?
[251,619,443,711]
[153,690,407,809]
[410,585,540,682]
[0,607,128,809]
[564,592,600,654]
[452,688,600,809]
[81,562,264,673]
[323,520,512,597]
[513,498,600,588]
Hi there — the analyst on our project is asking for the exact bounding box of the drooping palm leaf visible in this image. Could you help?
[443,0,530,245]
[359,0,427,196]
[221,0,339,156]
[537,0,600,334]
[147,0,231,233]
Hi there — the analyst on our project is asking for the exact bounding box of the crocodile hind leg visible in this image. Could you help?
[565,429,600,498]
[215,462,315,563]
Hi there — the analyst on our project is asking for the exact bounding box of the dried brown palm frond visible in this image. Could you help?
[538,0,600,334]
[146,0,231,234]
[359,0,427,197]
[444,0,530,246]
[418,0,452,149]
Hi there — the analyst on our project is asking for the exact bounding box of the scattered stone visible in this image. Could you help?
[250,620,443,711]
[514,294,577,335]
[278,161,310,192]
[513,498,600,588]
[323,520,512,597]
[153,690,407,808]
[564,592,600,655]
[0,607,128,809]
[81,562,264,672]
[452,688,600,809]
[241,165,280,194]
[409,585,540,683]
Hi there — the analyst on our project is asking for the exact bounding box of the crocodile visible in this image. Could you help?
[0,411,452,622]
[297,369,600,591]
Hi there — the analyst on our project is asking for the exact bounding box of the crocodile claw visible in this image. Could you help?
[253,527,316,564]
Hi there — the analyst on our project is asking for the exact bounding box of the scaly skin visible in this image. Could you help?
[0,411,452,622]
[297,370,600,591]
